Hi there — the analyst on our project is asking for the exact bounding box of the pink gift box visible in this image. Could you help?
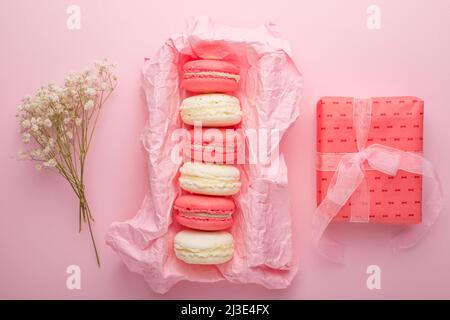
[316,96,424,224]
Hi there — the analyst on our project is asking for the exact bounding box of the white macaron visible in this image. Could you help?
[174,230,234,265]
[180,93,242,127]
[178,162,241,196]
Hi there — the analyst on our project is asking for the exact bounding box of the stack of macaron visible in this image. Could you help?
[173,59,242,265]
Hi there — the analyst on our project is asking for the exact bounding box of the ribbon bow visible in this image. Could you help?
[312,98,443,263]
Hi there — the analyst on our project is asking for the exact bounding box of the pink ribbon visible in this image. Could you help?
[312,98,443,263]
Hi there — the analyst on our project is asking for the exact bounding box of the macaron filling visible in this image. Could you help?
[184,71,240,82]
[179,212,232,219]
[180,174,240,183]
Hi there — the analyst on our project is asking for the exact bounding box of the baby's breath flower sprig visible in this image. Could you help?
[17,59,117,266]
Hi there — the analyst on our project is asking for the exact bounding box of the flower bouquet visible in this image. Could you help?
[17,60,117,266]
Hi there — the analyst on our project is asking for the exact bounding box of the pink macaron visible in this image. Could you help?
[186,128,243,164]
[182,59,240,93]
[174,194,235,231]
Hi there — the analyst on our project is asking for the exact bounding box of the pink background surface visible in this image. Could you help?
[1,0,449,299]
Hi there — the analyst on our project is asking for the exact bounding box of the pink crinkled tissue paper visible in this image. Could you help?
[106,16,303,294]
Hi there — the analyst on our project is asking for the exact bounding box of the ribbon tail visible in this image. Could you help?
[312,155,366,264]
[390,155,443,251]
[312,199,346,264]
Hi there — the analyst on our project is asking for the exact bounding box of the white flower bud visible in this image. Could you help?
[84,100,94,111]
[49,93,59,103]
[18,150,27,160]
[45,158,57,167]
[86,88,96,96]
[22,132,31,144]
[30,149,42,158]
[21,119,31,129]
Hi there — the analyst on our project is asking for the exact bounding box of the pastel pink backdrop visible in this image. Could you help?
[1,0,449,299]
